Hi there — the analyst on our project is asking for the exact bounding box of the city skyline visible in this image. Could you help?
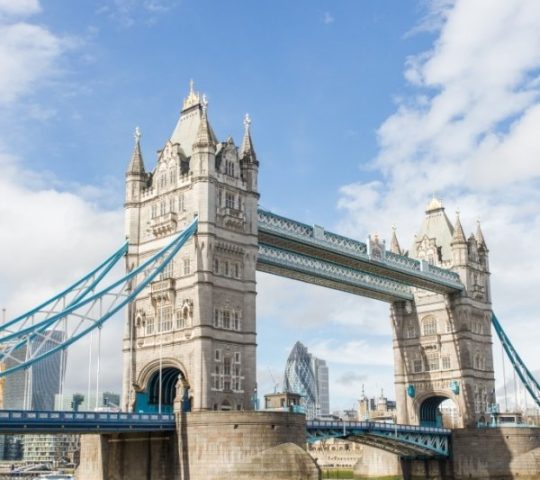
[0,0,539,410]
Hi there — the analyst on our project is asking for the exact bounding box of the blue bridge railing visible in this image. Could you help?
[0,410,176,434]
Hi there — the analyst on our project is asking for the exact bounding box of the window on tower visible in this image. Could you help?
[426,353,440,371]
[178,193,185,212]
[225,192,235,209]
[442,356,451,370]
[145,316,155,335]
[159,261,173,280]
[224,357,231,375]
[223,311,230,329]
[422,316,437,336]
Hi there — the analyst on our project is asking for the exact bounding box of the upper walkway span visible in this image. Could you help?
[257,209,463,302]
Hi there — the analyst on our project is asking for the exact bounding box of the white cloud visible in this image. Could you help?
[257,272,391,335]
[97,0,179,27]
[0,152,124,392]
[0,0,41,17]
[323,12,335,25]
[0,22,64,104]
[310,339,393,368]
[337,0,540,400]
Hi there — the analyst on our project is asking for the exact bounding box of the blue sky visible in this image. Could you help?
[1,0,540,412]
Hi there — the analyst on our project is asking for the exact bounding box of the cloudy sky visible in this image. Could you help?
[0,0,539,412]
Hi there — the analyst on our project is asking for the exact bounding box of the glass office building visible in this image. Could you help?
[283,341,329,419]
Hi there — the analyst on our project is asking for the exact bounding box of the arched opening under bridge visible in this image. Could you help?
[419,396,459,428]
[135,367,190,414]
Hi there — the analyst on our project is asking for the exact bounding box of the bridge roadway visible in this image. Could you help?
[0,410,450,459]
[257,209,463,302]
[307,420,450,459]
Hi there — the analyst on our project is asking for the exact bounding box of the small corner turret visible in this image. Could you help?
[239,113,258,193]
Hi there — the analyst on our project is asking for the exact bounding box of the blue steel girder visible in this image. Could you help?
[306,421,450,459]
[257,209,463,295]
[257,244,413,303]
[0,410,176,434]
[492,313,540,408]
[0,218,198,377]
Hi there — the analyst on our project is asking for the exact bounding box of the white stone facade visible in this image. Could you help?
[122,84,259,412]
[392,199,495,427]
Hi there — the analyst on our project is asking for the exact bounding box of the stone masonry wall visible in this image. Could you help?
[451,427,540,479]
[77,411,320,480]
[182,411,319,480]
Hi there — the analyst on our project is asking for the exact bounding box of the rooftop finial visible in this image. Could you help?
[183,79,201,110]
[244,113,252,132]
[127,126,145,175]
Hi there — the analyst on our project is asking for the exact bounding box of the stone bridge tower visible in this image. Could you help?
[122,83,259,413]
[392,198,495,428]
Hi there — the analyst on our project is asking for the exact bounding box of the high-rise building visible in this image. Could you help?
[1,331,66,461]
[283,341,330,418]
[3,330,65,410]
[312,357,329,416]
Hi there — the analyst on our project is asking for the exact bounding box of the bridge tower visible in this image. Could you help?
[122,83,259,413]
[392,198,495,427]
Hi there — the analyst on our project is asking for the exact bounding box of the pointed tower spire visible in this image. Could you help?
[451,210,467,245]
[127,126,145,175]
[476,220,488,250]
[239,113,257,163]
[390,226,402,255]
[193,95,215,151]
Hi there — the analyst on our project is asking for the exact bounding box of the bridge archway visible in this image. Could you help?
[135,360,190,414]
[418,395,460,428]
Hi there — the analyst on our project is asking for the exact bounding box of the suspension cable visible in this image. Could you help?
[159,303,163,414]
[501,338,508,412]
[87,330,93,410]
[95,304,102,410]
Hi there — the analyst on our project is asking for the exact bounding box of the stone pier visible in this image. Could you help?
[353,427,540,480]
[77,411,320,480]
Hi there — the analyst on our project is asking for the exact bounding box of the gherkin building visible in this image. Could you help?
[283,341,318,418]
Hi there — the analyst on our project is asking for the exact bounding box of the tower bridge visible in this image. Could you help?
[0,83,538,479]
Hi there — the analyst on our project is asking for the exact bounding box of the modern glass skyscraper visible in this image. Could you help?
[312,357,329,416]
[283,341,329,418]
[3,330,65,410]
[1,331,65,460]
